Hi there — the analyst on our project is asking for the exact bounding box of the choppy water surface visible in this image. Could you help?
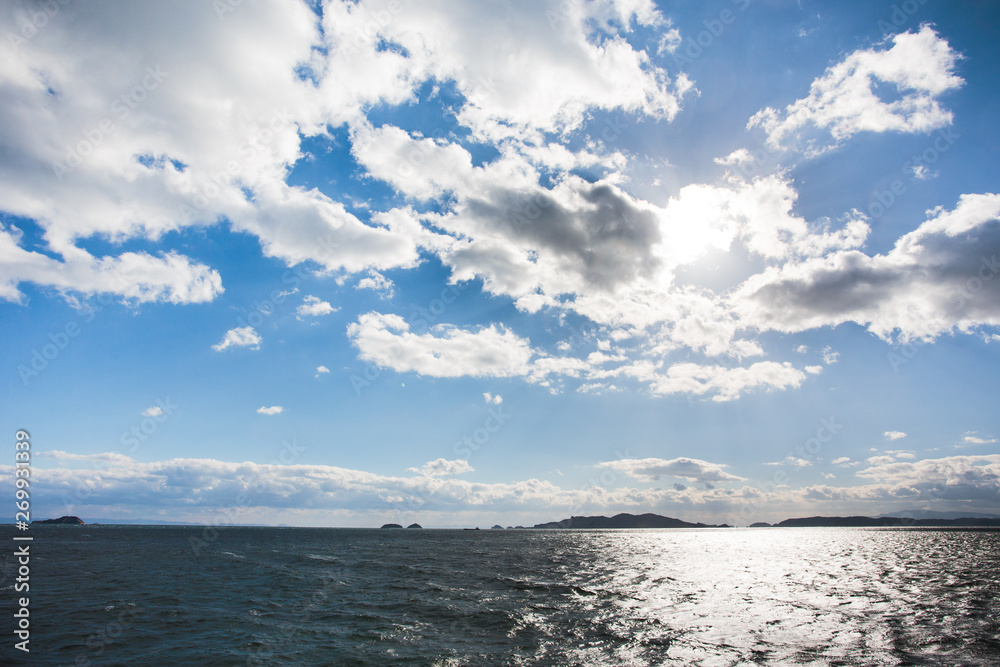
[3,526,998,665]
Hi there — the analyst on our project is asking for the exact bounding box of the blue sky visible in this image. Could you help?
[1,0,999,527]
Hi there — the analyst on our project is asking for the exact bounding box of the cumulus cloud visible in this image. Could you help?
[356,271,395,298]
[483,393,503,405]
[347,311,809,401]
[315,365,330,376]
[884,431,908,441]
[0,1,434,303]
[597,457,744,484]
[141,406,164,417]
[856,454,1000,497]
[644,361,807,402]
[347,312,534,378]
[212,326,261,352]
[256,406,283,415]
[10,452,1000,525]
[3,2,992,407]
[748,26,964,154]
[734,194,1000,341]
[407,458,474,478]
[342,0,688,141]
[296,295,337,318]
[0,227,224,304]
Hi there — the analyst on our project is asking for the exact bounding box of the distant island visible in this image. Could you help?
[774,515,1000,528]
[533,513,730,529]
[32,515,85,525]
[523,512,1000,530]
[406,523,423,529]
[380,523,403,529]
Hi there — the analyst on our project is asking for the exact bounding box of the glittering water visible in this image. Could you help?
[2,525,999,665]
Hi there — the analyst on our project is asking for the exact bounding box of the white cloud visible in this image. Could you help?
[347,312,534,378]
[748,26,963,154]
[0,226,224,305]
[12,452,1000,526]
[354,0,688,141]
[597,457,744,484]
[296,295,337,318]
[141,406,164,418]
[910,164,935,181]
[645,361,807,402]
[734,193,1000,342]
[483,393,503,405]
[964,433,998,445]
[212,326,261,352]
[856,455,1000,496]
[315,365,330,376]
[0,0,444,307]
[822,347,839,365]
[884,431,907,441]
[804,365,823,375]
[714,148,754,166]
[831,457,854,466]
[407,458,474,478]
[356,271,395,298]
[656,26,682,55]
[3,2,993,408]
[257,406,283,415]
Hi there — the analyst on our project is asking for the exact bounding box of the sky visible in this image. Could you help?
[1,0,999,528]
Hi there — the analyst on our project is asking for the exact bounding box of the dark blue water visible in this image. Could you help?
[2,525,999,665]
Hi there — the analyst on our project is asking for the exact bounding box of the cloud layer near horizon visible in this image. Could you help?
[3,449,994,525]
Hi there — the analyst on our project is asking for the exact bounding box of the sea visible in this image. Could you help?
[2,525,998,666]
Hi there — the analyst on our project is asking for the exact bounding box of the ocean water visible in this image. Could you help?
[2,525,999,666]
